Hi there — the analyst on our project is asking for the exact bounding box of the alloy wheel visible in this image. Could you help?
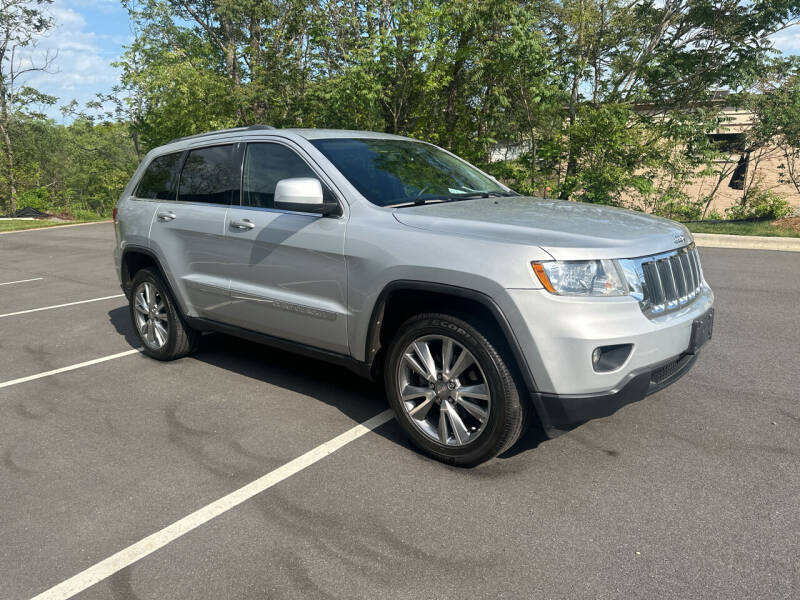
[133,281,169,349]
[396,334,491,446]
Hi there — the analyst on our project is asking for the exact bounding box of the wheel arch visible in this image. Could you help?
[364,281,538,397]
[120,245,189,316]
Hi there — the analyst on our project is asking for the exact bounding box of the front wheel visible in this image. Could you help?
[384,313,527,466]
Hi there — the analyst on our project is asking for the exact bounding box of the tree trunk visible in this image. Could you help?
[559,72,580,201]
[782,146,800,194]
[1,128,17,213]
[220,16,245,124]
[443,27,474,148]
[0,93,17,213]
[249,16,268,123]
[701,158,735,216]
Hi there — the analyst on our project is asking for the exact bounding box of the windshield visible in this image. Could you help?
[310,138,512,207]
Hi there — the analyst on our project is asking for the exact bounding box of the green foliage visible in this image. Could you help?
[70,208,106,221]
[748,60,800,194]
[0,220,72,233]
[3,0,800,220]
[654,195,705,221]
[559,104,655,205]
[725,187,793,220]
[0,115,138,218]
[100,0,800,218]
[687,220,800,237]
[0,0,58,213]
[16,186,51,212]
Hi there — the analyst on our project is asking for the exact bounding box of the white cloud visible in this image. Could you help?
[15,4,123,120]
[770,26,800,54]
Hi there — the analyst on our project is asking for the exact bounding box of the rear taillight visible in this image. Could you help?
[112,207,118,223]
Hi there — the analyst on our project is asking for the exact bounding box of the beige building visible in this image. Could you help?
[637,96,800,216]
[492,95,800,216]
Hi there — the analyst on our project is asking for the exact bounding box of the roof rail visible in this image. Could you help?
[167,124,275,145]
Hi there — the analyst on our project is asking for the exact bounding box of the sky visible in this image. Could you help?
[20,1,800,122]
[23,0,132,121]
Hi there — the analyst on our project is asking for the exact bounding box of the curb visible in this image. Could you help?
[0,220,112,235]
[693,233,800,253]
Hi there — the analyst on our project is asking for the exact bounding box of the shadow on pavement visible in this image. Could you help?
[108,305,386,422]
[498,420,548,459]
[107,305,141,348]
[107,306,546,465]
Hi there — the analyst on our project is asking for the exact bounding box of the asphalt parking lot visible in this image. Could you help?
[1,222,798,600]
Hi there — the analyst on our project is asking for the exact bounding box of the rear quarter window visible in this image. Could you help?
[134,152,182,200]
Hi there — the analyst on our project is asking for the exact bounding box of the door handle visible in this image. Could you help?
[157,211,176,222]
[230,219,255,230]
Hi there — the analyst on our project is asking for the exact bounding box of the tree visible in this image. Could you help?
[112,0,800,212]
[545,0,800,201]
[749,59,800,194]
[0,0,55,213]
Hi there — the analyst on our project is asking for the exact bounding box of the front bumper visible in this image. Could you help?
[506,285,714,394]
[504,284,714,436]
[533,350,699,434]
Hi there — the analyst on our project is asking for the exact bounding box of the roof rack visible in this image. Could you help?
[167,124,275,145]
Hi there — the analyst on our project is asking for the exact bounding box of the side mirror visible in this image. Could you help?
[274,178,340,215]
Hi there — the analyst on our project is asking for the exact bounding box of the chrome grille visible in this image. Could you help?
[619,244,704,318]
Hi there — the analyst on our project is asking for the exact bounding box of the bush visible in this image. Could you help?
[70,208,106,221]
[653,190,704,221]
[16,187,54,213]
[725,188,793,220]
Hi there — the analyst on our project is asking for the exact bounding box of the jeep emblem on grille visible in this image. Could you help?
[673,232,686,245]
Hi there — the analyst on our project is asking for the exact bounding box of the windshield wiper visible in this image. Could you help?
[412,185,432,205]
[390,190,519,208]
[442,190,519,202]
[390,198,448,208]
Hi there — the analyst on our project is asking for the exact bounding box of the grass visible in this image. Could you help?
[0,218,106,233]
[685,219,800,238]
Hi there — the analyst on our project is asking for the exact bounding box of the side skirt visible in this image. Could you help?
[184,316,372,380]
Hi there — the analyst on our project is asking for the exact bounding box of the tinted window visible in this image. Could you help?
[310,138,508,207]
[242,143,318,209]
[135,152,181,200]
[178,145,239,205]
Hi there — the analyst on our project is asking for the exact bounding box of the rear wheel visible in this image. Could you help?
[129,267,199,360]
[385,313,527,466]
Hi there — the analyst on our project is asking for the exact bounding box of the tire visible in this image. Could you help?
[129,267,199,360]
[384,312,528,467]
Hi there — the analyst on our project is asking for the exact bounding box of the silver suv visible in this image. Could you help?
[113,126,715,466]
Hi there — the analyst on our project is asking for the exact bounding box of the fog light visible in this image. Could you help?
[592,348,602,366]
[592,344,633,373]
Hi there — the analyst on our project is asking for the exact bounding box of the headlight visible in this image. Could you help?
[531,259,629,297]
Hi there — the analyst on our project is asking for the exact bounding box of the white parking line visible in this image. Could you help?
[0,349,142,390]
[0,220,112,235]
[0,294,124,319]
[29,408,394,600]
[0,277,44,286]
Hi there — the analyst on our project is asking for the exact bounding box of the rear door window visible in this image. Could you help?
[178,145,239,205]
[134,152,182,200]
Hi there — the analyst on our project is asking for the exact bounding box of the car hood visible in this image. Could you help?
[392,196,692,260]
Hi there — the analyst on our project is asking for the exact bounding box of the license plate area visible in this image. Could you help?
[688,308,714,354]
